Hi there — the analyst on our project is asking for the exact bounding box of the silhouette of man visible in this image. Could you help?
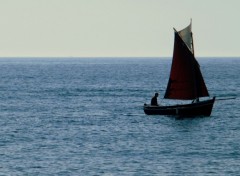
[151,93,159,106]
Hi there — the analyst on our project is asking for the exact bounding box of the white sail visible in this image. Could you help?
[178,22,193,53]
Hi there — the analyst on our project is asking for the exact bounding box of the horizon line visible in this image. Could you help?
[0,56,239,59]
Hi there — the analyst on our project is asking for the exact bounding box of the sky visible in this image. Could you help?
[0,0,239,57]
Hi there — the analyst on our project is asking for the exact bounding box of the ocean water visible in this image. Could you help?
[0,57,239,175]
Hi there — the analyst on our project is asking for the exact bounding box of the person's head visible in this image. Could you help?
[155,93,159,97]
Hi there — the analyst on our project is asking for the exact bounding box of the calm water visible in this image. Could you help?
[0,57,239,175]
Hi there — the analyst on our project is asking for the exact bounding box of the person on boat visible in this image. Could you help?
[151,93,159,106]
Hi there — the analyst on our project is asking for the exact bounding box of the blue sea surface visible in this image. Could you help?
[0,57,239,175]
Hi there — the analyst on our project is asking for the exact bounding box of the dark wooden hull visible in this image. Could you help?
[144,97,215,117]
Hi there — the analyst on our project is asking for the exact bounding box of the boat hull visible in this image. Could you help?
[144,97,215,117]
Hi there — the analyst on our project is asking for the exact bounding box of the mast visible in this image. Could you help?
[191,31,195,57]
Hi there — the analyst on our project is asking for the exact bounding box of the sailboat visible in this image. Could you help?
[144,21,215,117]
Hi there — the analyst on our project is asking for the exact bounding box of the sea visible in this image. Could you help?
[0,57,239,175]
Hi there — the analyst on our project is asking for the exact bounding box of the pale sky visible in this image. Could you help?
[0,0,239,57]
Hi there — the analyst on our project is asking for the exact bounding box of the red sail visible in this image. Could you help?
[164,31,209,100]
